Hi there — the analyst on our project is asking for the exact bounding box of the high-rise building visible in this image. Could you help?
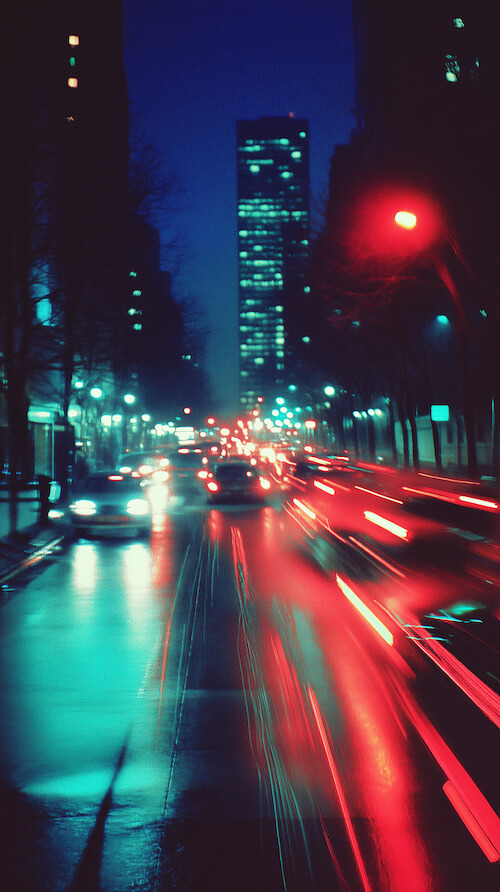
[237,116,310,411]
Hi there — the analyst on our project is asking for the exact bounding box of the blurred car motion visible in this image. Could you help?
[285,457,473,569]
[116,451,166,478]
[69,472,152,537]
[205,460,271,503]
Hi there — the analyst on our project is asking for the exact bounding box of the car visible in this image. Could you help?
[166,447,208,496]
[69,472,152,537]
[205,460,271,503]
[116,451,167,478]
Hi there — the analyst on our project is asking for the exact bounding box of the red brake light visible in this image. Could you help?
[108,474,123,481]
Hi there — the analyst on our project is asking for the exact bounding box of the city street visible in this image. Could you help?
[1,483,500,891]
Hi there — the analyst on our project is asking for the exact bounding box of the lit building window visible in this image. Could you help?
[69,56,76,67]
[133,323,142,331]
[445,54,460,81]
[453,17,465,28]
[69,35,80,46]
[132,289,142,297]
[68,77,78,88]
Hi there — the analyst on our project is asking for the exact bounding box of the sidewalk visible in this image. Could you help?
[0,490,67,585]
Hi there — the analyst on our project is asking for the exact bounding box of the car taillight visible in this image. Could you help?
[207,481,218,492]
[198,470,209,479]
[259,477,271,490]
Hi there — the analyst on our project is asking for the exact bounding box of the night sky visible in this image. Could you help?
[122,0,356,414]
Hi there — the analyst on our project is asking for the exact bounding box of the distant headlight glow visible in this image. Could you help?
[126,498,149,516]
[152,469,169,483]
[118,465,132,474]
[48,508,65,519]
[70,499,97,517]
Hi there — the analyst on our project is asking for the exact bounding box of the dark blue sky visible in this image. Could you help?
[122,0,355,414]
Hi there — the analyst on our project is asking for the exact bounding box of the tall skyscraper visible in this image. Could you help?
[237,116,310,411]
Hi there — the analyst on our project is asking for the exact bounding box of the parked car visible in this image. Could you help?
[69,472,152,537]
[205,460,271,503]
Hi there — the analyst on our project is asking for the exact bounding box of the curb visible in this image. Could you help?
[0,527,68,587]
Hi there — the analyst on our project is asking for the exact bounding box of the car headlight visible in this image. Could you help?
[118,465,132,474]
[70,499,97,516]
[152,469,169,483]
[48,508,65,519]
[126,498,149,516]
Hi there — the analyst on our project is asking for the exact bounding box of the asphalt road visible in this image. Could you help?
[1,486,500,891]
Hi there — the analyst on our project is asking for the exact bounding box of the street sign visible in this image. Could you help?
[431,404,450,422]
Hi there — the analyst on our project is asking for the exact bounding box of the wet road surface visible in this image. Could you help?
[1,489,500,890]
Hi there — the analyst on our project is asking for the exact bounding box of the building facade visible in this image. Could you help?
[0,0,129,482]
[237,116,310,411]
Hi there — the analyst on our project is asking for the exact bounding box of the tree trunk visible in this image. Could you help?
[405,390,419,469]
[386,398,398,464]
[431,419,442,471]
[396,393,410,468]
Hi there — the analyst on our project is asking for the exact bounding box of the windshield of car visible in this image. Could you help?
[77,476,145,495]
[214,463,256,480]
[117,453,156,470]
[168,450,204,468]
